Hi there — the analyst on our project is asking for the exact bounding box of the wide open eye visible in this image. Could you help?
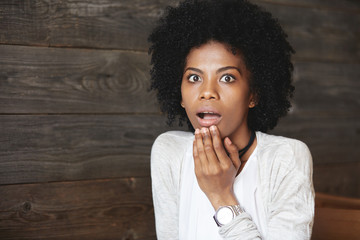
[220,74,235,83]
[188,74,202,83]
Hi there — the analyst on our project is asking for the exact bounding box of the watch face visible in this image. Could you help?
[216,206,234,225]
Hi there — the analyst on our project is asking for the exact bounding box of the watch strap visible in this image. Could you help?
[231,205,244,215]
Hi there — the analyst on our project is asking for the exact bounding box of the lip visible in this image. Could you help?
[196,107,222,127]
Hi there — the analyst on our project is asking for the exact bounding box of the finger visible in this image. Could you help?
[193,138,202,172]
[224,137,241,171]
[209,125,230,162]
[200,127,219,166]
[194,128,209,166]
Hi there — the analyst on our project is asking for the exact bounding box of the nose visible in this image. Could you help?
[199,79,219,100]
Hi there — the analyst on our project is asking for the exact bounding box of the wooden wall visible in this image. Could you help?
[0,0,359,239]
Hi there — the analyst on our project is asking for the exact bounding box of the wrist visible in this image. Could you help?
[207,190,239,210]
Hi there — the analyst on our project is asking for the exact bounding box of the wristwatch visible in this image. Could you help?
[213,205,244,227]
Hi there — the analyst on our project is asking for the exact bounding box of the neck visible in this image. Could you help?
[240,137,257,161]
[229,127,257,161]
[229,127,252,150]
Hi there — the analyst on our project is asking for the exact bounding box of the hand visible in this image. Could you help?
[193,125,241,210]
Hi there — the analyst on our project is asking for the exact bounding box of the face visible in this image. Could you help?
[181,41,255,141]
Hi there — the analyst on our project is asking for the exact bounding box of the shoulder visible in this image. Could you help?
[152,130,194,153]
[256,131,312,177]
[256,132,314,208]
[153,130,194,147]
[151,130,194,166]
[151,131,194,190]
[256,131,311,156]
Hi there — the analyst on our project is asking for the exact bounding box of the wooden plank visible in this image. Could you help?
[313,163,360,198]
[1,45,359,114]
[1,114,359,192]
[0,0,359,62]
[255,2,360,62]
[312,208,360,240]
[0,45,158,113]
[0,115,186,185]
[293,61,360,113]
[315,192,360,209]
[0,177,156,240]
[0,0,177,51]
[0,179,358,240]
[253,0,360,13]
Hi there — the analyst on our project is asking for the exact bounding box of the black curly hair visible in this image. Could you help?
[148,0,295,133]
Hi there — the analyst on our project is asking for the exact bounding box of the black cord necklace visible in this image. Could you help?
[238,131,256,159]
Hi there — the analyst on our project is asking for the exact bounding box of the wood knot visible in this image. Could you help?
[127,177,136,190]
[122,229,136,240]
[22,201,32,213]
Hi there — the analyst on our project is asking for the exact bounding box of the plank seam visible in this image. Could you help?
[0,176,151,187]
[0,112,163,116]
[253,0,360,14]
[0,42,148,53]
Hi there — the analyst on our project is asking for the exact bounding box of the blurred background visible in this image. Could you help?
[0,0,359,239]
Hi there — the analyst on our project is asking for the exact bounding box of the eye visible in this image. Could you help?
[220,74,235,83]
[188,74,202,83]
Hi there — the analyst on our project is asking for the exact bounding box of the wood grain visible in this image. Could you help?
[0,0,176,50]
[315,192,360,209]
[255,1,360,62]
[1,45,359,114]
[0,177,156,240]
[312,208,360,240]
[0,114,358,197]
[254,0,360,12]
[313,192,360,239]
[0,115,186,185]
[293,61,360,113]
[0,45,157,113]
[0,0,359,62]
[313,163,360,198]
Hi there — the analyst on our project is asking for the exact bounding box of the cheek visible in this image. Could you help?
[180,86,195,116]
[220,95,250,124]
[181,84,196,105]
[180,82,188,101]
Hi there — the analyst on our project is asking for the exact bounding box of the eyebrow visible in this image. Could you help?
[217,66,242,75]
[184,66,242,75]
[184,67,203,74]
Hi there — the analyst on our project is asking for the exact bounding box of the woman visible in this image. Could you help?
[149,0,315,239]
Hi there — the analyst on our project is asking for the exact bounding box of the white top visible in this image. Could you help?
[179,133,266,239]
[151,131,315,240]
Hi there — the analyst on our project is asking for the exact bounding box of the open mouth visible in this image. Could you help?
[196,112,222,127]
[197,112,221,119]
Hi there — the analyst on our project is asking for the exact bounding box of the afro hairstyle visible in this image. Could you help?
[148,0,295,132]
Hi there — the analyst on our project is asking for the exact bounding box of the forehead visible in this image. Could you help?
[185,41,246,68]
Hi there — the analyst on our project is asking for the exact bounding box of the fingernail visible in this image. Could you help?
[225,137,232,145]
[210,125,216,133]
[195,128,200,135]
[201,128,208,135]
